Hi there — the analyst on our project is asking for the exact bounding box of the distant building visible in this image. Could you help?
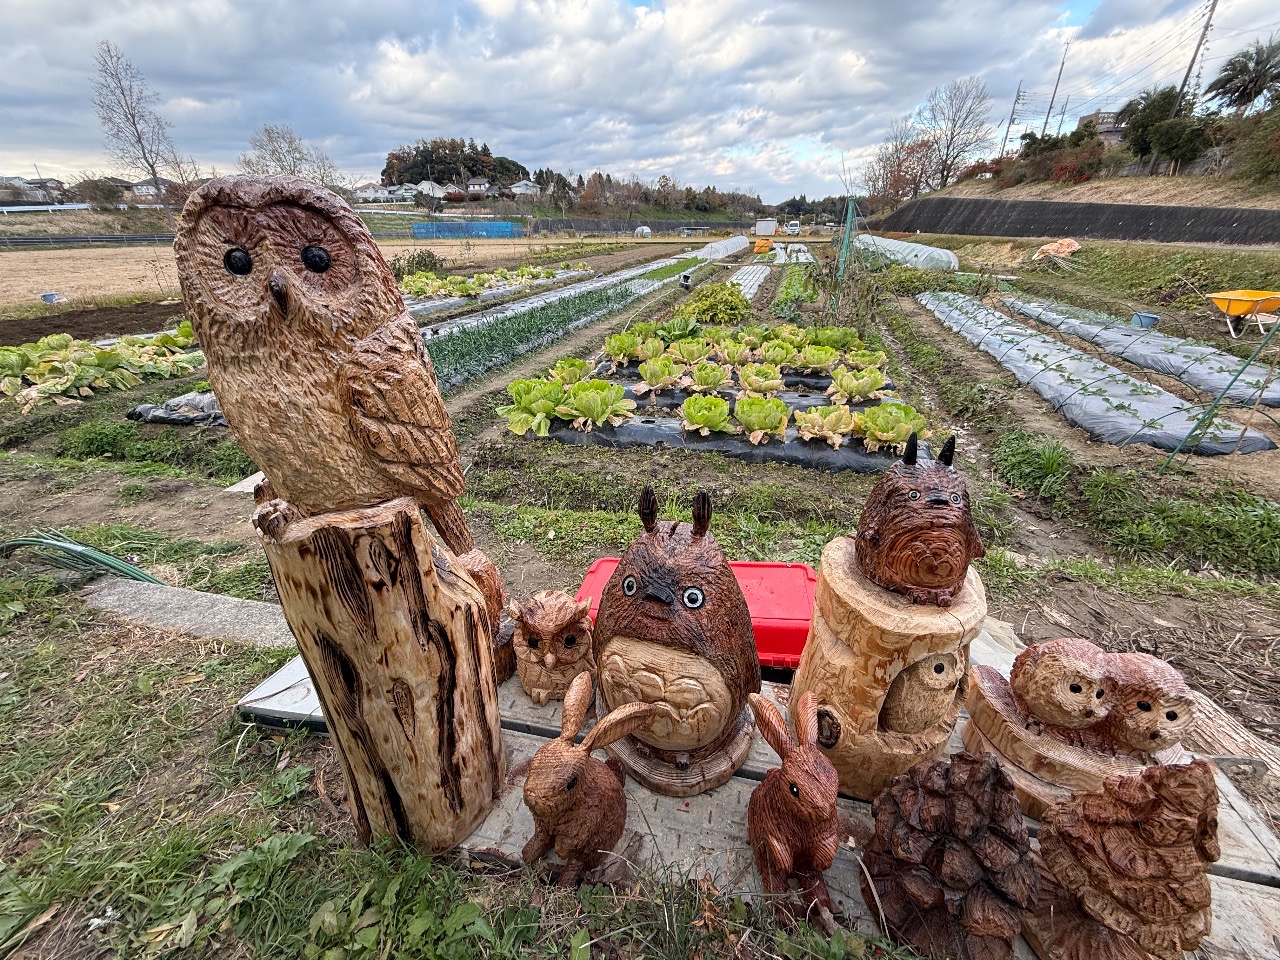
[466,176,493,195]
[354,182,392,202]
[127,176,180,199]
[414,180,446,198]
[509,179,540,196]
[1076,111,1126,146]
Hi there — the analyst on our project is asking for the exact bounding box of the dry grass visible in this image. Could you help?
[937,175,1280,210]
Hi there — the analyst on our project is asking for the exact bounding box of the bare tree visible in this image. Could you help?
[916,75,993,189]
[239,123,346,190]
[91,41,179,196]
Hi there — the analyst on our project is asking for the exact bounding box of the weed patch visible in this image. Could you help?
[54,419,255,482]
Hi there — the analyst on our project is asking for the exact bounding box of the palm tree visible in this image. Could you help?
[1204,35,1280,114]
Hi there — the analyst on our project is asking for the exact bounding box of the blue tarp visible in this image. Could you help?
[411,221,524,239]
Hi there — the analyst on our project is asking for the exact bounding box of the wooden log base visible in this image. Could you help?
[257,496,504,852]
[967,665,1182,816]
[599,692,755,797]
[790,537,984,801]
[1021,859,1158,960]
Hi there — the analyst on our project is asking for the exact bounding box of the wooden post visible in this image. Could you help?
[257,496,504,852]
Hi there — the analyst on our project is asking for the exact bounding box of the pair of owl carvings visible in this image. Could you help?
[174,175,502,620]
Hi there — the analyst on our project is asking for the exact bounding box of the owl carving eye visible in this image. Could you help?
[1069,683,1083,694]
[223,248,253,275]
[949,493,961,504]
[563,633,577,648]
[1095,689,1105,699]
[681,587,705,609]
[622,575,638,597]
[933,662,946,675]
[1137,701,1152,712]
[1165,710,1178,721]
[301,245,331,273]
[527,637,540,650]
[907,490,921,501]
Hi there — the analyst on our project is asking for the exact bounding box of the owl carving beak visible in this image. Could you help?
[268,268,291,313]
[544,653,557,670]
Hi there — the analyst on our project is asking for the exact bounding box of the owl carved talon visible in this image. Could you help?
[253,498,300,540]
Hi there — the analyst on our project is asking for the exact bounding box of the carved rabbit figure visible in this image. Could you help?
[854,433,984,607]
[522,671,653,884]
[747,691,840,918]
[507,591,595,704]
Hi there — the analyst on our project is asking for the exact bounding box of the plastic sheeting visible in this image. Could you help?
[852,235,959,271]
[918,292,1274,455]
[411,221,523,239]
[1004,297,1280,407]
[691,235,750,260]
[728,264,771,300]
[126,391,226,427]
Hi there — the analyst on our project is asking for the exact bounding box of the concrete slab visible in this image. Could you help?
[226,470,265,494]
[80,578,295,649]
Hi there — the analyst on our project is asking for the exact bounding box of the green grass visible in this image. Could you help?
[642,257,702,281]
[53,419,255,483]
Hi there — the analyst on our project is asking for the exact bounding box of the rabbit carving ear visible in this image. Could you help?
[792,691,820,747]
[573,596,592,620]
[505,600,525,624]
[582,701,654,753]
[939,434,956,467]
[560,671,594,740]
[749,693,794,761]
[903,431,918,466]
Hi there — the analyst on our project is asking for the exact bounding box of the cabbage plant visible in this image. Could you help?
[638,337,666,362]
[734,396,789,445]
[667,337,714,364]
[497,378,566,437]
[844,349,888,370]
[680,395,735,436]
[548,357,590,384]
[827,365,887,404]
[759,341,798,368]
[853,401,928,453]
[806,326,863,351]
[796,344,840,374]
[634,356,686,396]
[602,332,640,364]
[717,339,753,366]
[686,361,730,394]
[738,362,783,396]
[794,405,855,449]
[555,380,636,431]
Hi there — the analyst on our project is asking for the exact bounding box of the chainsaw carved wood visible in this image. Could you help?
[593,486,760,796]
[964,640,1192,818]
[507,591,595,704]
[1023,758,1220,960]
[522,672,654,885]
[747,692,840,921]
[854,434,985,607]
[255,498,504,850]
[789,536,985,801]
[176,175,507,850]
[862,752,1038,960]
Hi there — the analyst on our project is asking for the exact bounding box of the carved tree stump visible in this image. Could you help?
[790,537,985,801]
[257,496,504,851]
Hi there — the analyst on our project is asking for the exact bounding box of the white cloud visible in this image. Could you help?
[0,0,1275,202]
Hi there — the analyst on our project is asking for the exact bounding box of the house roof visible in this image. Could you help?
[467,176,490,185]
[103,177,133,186]
[132,176,179,189]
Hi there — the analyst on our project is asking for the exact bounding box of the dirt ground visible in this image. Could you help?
[0,299,186,346]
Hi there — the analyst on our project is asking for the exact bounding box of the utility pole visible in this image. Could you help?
[999,81,1023,156]
[1171,0,1218,118]
[1056,96,1071,136]
[1042,41,1071,137]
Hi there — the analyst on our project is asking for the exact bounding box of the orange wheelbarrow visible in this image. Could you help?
[1206,290,1280,339]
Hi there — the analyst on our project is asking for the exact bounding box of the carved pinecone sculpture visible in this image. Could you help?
[862,752,1038,960]
[1039,758,1220,960]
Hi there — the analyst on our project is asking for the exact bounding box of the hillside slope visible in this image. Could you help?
[934,176,1280,211]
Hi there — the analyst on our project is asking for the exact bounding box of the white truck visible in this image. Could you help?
[785,220,801,236]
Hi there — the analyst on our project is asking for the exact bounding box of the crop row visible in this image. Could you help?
[401,264,574,299]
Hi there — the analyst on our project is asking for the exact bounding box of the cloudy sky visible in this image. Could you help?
[2,0,1277,203]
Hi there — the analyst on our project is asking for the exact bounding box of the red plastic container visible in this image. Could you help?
[575,558,817,670]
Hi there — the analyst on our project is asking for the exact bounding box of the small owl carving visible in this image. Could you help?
[1092,652,1195,756]
[174,175,503,622]
[855,434,984,607]
[594,487,759,764]
[1010,637,1113,738]
[507,591,595,704]
[879,649,968,735]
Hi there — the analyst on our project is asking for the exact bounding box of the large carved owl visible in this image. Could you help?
[855,434,984,607]
[593,487,760,775]
[173,175,478,559]
[507,590,595,704]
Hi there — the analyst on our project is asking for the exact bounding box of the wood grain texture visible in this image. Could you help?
[862,752,1038,960]
[853,435,984,607]
[593,487,760,795]
[521,672,653,884]
[789,536,984,800]
[256,496,504,851]
[507,591,594,705]
[747,692,840,921]
[1009,638,1113,737]
[174,174,504,620]
[1025,758,1220,960]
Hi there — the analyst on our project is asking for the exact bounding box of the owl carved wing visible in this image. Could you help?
[341,314,465,502]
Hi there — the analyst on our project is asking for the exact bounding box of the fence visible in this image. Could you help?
[411,221,524,240]
[529,217,754,235]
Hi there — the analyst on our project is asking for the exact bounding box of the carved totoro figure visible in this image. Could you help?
[593,486,761,795]
[1010,637,1113,739]
[855,434,984,607]
[507,591,595,704]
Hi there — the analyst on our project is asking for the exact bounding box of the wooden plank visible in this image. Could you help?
[1192,875,1280,959]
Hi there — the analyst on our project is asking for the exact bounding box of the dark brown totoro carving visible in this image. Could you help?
[855,434,984,607]
[593,486,761,795]
[863,752,1038,960]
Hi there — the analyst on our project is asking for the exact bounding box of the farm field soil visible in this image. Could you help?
[0,240,689,342]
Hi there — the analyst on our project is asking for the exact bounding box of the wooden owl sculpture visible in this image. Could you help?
[1027,759,1220,960]
[747,692,840,920]
[1009,638,1113,740]
[855,434,985,607]
[1090,653,1195,758]
[862,752,1038,960]
[522,671,654,885]
[593,486,761,795]
[507,591,594,704]
[879,649,969,735]
[173,175,502,616]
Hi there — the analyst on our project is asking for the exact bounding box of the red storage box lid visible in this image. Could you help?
[575,557,817,670]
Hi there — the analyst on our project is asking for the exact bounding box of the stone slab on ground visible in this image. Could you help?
[225,470,265,494]
[80,578,295,649]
